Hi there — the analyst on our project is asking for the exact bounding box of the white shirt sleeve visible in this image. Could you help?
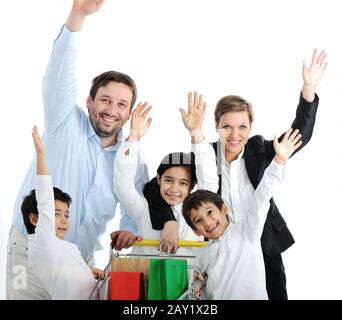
[193,246,210,274]
[192,140,219,192]
[119,147,150,233]
[113,141,149,227]
[29,175,60,267]
[245,159,285,241]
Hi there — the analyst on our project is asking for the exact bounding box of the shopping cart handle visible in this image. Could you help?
[134,239,208,247]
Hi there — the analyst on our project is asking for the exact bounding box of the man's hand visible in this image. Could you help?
[71,0,105,15]
[273,128,302,165]
[179,92,206,144]
[110,230,142,251]
[66,0,105,32]
[160,221,179,254]
[302,49,328,102]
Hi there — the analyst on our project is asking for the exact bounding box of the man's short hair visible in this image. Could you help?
[89,71,137,110]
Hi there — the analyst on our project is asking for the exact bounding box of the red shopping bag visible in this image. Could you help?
[108,271,144,300]
[111,257,150,298]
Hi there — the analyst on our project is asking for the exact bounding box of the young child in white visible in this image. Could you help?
[113,92,218,256]
[182,128,302,299]
[25,126,104,299]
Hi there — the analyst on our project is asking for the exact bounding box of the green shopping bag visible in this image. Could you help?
[147,258,188,300]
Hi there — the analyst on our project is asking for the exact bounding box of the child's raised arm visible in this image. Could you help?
[127,102,152,142]
[246,128,303,241]
[113,103,152,244]
[273,128,302,165]
[32,126,48,175]
[179,91,207,144]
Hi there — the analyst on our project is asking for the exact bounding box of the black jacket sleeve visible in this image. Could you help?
[245,92,319,255]
[280,93,319,157]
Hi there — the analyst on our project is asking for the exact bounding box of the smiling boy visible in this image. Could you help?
[182,128,302,299]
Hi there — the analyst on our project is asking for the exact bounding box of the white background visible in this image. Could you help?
[1,0,342,299]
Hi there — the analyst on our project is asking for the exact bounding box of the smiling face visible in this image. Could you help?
[87,81,132,142]
[157,167,192,206]
[216,111,251,163]
[54,200,70,240]
[190,202,229,240]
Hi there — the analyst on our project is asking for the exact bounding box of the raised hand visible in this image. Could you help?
[179,92,207,143]
[71,0,105,16]
[128,102,152,142]
[66,0,105,31]
[273,128,302,165]
[302,49,328,102]
[302,49,328,88]
[32,126,48,175]
[32,126,45,157]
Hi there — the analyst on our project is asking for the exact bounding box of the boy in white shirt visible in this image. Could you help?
[23,126,104,299]
[113,92,218,256]
[182,128,302,299]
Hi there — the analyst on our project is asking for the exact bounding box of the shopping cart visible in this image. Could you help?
[89,239,208,300]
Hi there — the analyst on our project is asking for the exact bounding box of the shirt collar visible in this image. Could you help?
[220,144,245,168]
[172,202,183,214]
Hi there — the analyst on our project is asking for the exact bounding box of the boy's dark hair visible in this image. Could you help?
[21,188,72,234]
[182,189,224,230]
[157,152,197,187]
[89,71,137,110]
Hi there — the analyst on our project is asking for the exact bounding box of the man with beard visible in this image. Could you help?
[6,0,148,299]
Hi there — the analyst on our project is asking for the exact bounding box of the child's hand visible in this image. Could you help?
[193,272,207,300]
[91,267,106,280]
[32,126,45,156]
[273,128,302,165]
[128,102,152,142]
[160,221,179,254]
[179,92,206,143]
